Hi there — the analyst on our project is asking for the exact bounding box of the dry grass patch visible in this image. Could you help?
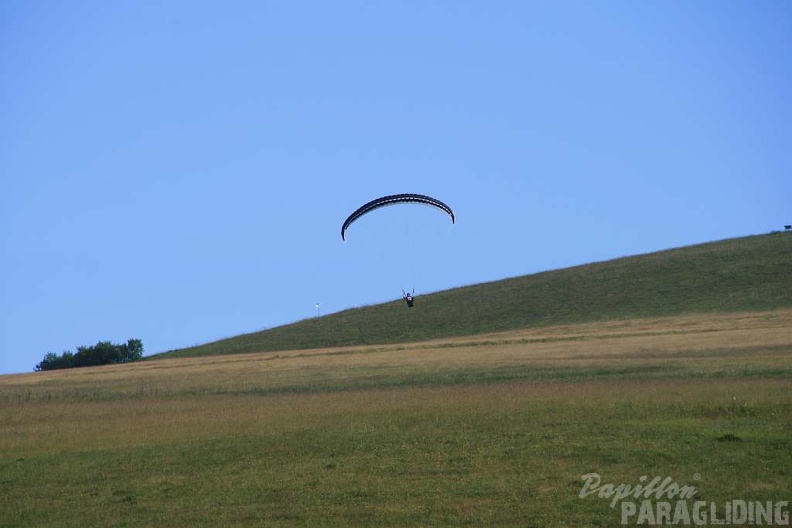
[2,309,790,403]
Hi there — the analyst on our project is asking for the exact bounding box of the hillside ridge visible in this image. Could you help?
[152,233,792,359]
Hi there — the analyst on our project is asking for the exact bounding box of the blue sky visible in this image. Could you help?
[2,1,790,374]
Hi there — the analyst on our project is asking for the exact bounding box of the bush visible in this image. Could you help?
[35,339,143,371]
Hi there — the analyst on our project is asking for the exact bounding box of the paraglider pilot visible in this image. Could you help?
[403,289,414,308]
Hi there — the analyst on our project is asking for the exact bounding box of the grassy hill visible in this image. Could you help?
[154,232,792,359]
[5,233,791,528]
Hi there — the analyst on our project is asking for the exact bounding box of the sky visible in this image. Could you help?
[2,1,790,375]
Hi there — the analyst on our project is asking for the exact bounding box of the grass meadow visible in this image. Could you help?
[2,309,791,527]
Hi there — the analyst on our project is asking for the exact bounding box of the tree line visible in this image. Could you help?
[35,339,143,371]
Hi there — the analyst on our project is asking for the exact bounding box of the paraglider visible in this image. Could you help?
[341,193,455,308]
[340,193,455,241]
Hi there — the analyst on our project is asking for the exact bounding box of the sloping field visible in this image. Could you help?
[7,309,792,400]
[155,233,792,359]
[2,309,790,526]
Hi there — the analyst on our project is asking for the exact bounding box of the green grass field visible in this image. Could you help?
[1,234,791,527]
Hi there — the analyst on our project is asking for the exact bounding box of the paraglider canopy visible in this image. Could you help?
[341,193,455,241]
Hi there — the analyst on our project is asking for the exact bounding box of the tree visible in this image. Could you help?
[124,339,144,362]
[35,339,144,371]
[35,351,74,371]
